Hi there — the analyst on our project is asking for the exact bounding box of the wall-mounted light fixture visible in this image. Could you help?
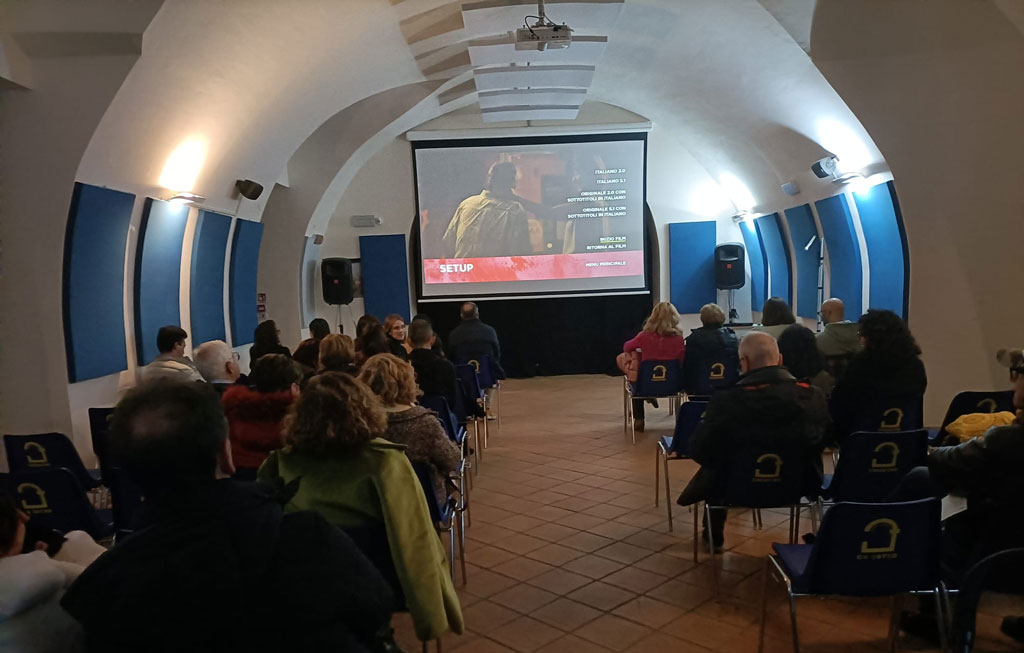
[166,191,206,205]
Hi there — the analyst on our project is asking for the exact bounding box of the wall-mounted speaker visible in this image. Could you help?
[235,179,264,200]
[321,257,354,305]
[715,242,745,290]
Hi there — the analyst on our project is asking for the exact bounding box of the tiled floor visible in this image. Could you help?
[391,375,1022,652]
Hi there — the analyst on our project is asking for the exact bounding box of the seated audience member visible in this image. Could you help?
[139,326,203,383]
[383,314,411,361]
[0,490,105,652]
[683,303,739,391]
[356,314,381,340]
[407,320,457,408]
[622,301,686,432]
[816,297,862,379]
[193,340,242,393]
[258,373,464,642]
[447,302,506,378]
[894,347,1024,643]
[753,297,797,339]
[318,334,358,375]
[412,313,445,358]
[830,309,926,440]
[358,354,461,501]
[355,324,390,367]
[249,319,292,363]
[778,324,834,395]
[221,354,303,480]
[292,318,331,370]
[677,332,830,550]
[62,380,393,652]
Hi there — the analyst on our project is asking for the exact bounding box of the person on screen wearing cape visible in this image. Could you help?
[442,161,533,258]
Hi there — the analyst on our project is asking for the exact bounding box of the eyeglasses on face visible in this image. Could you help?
[231,352,241,361]
[1011,366,1024,382]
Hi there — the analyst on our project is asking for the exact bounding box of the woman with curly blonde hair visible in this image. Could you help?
[317,333,357,375]
[258,372,464,641]
[358,354,460,500]
[621,301,686,431]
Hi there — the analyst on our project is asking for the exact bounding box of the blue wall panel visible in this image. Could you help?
[189,210,232,345]
[783,205,822,319]
[134,199,188,365]
[853,181,907,317]
[755,213,792,306]
[360,234,411,322]
[229,219,264,346]
[667,221,717,314]
[815,194,863,318]
[739,220,768,313]
[62,183,135,382]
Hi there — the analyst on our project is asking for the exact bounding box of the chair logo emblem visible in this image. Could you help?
[24,442,48,466]
[709,363,725,380]
[879,408,904,431]
[976,398,997,412]
[859,518,900,558]
[753,453,782,481]
[16,483,51,513]
[870,442,900,471]
[469,360,480,373]
[651,365,667,381]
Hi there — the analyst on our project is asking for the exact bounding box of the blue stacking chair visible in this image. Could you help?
[945,548,1024,652]
[418,394,472,539]
[624,359,685,445]
[759,498,945,652]
[87,407,116,479]
[461,355,502,427]
[702,442,820,594]
[654,399,707,542]
[9,468,114,540]
[822,429,929,503]
[455,363,489,454]
[849,394,924,436]
[928,390,1015,445]
[683,349,739,398]
[412,462,465,586]
[4,432,102,491]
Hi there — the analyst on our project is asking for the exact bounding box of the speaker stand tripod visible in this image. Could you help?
[727,288,738,321]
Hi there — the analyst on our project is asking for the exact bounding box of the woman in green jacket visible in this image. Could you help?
[258,372,463,642]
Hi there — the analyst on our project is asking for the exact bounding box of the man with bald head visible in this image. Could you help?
[448,302,505,378]
[677,332,831,551]
[817,297,862,356]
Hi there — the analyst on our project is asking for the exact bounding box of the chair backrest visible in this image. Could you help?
[8,468,109,538]
[340,522,406,611]
[830,430,929,502]
[939,390,1015,438]
[722,442,814,507]
[461,355,498,389]
[105,466,145,535]
[411,462,445,523]
[635,359,683,397]
[823,353,856,382]
[419,395,459,442]
[851,394,924,434]
[454,364,486,418]
[949,547,1024,651]
[668,400,708,456]
[684,350,739,396]
[3,432,99,490]
[806,498,941,596]
[87,407,116,477]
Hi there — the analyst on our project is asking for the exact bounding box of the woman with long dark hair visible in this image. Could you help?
[778,324,834,395]
[249,319,291,363]
[754,297,796,339]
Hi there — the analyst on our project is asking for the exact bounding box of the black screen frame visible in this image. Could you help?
[411,132,650,302]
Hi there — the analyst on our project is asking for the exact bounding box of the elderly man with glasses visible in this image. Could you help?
[194,339,243,393]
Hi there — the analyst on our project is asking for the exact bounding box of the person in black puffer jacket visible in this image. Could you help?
[683,303,739,394]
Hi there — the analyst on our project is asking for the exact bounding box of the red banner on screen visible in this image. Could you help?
[423,251,644,284]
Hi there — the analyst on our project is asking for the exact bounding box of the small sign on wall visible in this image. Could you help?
[257,292,267,321]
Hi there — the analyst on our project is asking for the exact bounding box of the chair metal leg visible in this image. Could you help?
[887,595,901,653]
[447,525,456,583]
[456,511,467,587]
[663,453,673,532]
[787,589,800,653]
[495,385,501,428]
[793,506,801,544]
[705,503,720,598]
[654,449,660,507]
[692,501,700,563]
[933,588,948,652]
[758,557,770,653]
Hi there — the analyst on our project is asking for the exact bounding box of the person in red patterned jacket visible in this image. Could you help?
[622,301,687,431]
[221,354,303,480]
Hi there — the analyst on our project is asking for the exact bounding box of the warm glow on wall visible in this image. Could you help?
[688,180,734,217]
[718,172,755,213]
[158,139,206,191]
[815,119,872,173]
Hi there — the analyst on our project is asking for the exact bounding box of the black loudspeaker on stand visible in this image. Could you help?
[321,258,355,305]
[714,242,745,321]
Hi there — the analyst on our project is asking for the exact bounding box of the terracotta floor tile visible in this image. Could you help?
[530,505,577,522]
[632,551,696,577]
[602,566,668,594]
[567,581,638,611]
[645,578,714,610]
[563,554,627,580]
[560,512,608,531]
[523,542,586,566]
[493,533,550,555]
[622,529,680,552]
[526,568,593,595]
[470,546,521,568]
[536,633,613,652]
[574,614,652,651]
[593,542,653,565]
[660,612,747,650]
[498,514,549,533]
[560,530,616,553]
[463,600,523,629]
[491,583,560,613]
[492,556,555,581]
[530,521,580,543]
[489,616,564,652]
[585,520,643,541]
[624,632,713,653]
[612,595,687,630]
[529,597,604,631]
[614,511,668,529]
[465,565,522,598]
[552,495,601,512]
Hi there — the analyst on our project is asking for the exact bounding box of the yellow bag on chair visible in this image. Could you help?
[945,411,1016,442]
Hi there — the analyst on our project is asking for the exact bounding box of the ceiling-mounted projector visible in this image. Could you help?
[515,24,573,51]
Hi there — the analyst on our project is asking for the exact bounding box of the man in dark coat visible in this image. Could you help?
[408,319,458,408]
[61,381,394,653]
[677,332,831,550]
[447,302,505,378]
